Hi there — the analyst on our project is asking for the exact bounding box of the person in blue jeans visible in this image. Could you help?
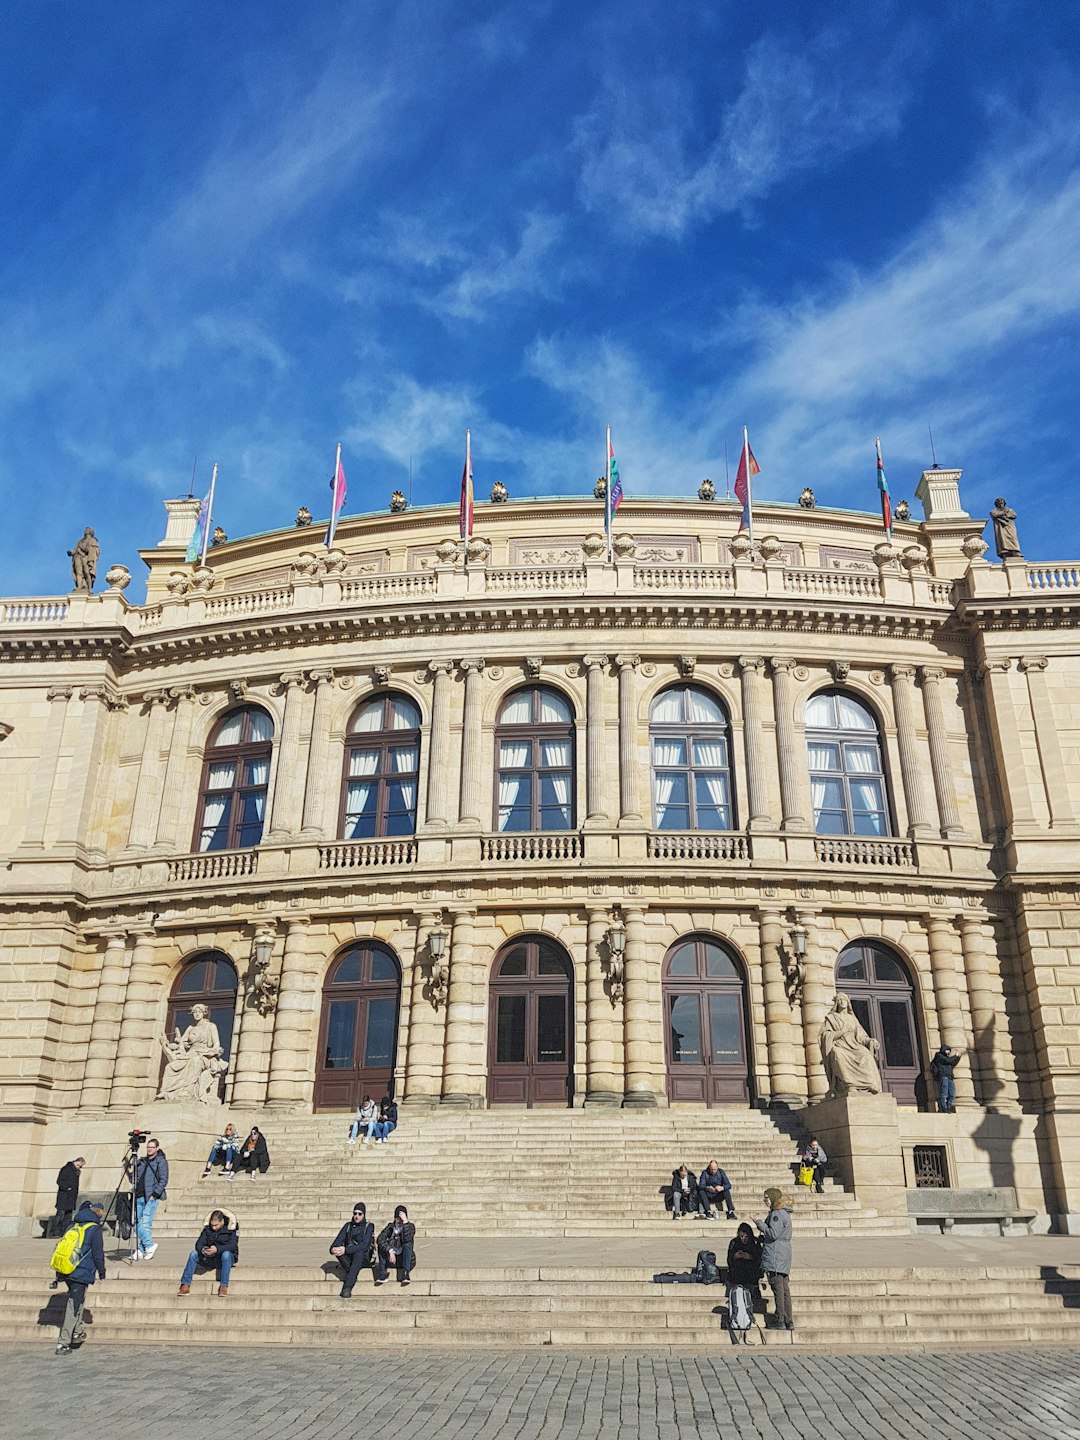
[202,1123,240,1178]
[349,1096,378,1145]
[178,1208,238,1297]
[133,1137,168,1261]
[374,1094,398,1144]
[931,1045,961,1112]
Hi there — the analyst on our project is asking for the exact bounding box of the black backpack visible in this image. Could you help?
[693,1249,721,1284]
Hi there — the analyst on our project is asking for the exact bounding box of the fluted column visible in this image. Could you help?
[770,658,807,831]
[441,908,482,1105]
[738,656,773,829]
[57,684,112,851]
[21,685,73,849]
[584,655,610,823]
[888,664,931,835]
[229,925,276,1106]
[615,654,643,825]
[585,906,622,1103]
[797,913,830,1101]
[126,691,172,850]
[918,667,966,838]
[457,658,486,828]
[758,910,803,1103]
[81,928,129,1109]
[111,926,159,1107]
[267,672,308,839]
[266,918,318,1108]
[85,695,129,861]
[958,915,1021,1111]
[622,906,660,1106]
[300,669,336,835]
[1019,655,1078,829]
[978,660,1039,833]
[152,686,198,850]
[926,915,976,1108]
[424,661,454,830]
[404,912,447,1104]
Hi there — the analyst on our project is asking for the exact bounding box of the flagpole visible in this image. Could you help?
[742,426,754,546]
[327,442,342,550]
[199,463,218,567]
[606,425,613,564]
[463,428,471,569]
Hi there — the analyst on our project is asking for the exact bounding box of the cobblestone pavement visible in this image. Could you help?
[3,1345,1080,1440]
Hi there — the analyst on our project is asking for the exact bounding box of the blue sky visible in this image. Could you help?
[2,1,1078,597]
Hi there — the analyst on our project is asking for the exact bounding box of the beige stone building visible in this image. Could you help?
[1,470,1079,1233]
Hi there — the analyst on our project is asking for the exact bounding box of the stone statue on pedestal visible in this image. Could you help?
[67,528,99,592]
[156,1003,227,1104]
[819,993,882,1097]
[989,498,1022,559]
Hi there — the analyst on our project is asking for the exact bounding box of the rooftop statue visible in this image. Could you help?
[990,497,1022,559]
[819,992,882,1097]
[67,528,99,593]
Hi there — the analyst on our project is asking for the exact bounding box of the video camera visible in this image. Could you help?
[128,1128,148,1152]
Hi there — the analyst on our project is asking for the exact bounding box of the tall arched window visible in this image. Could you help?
[194,706,274,851]
[650,685,735,830]
[836,941,923,1106]
[805,690,890,836]
[339,693,421,839]
[494,687,575,832]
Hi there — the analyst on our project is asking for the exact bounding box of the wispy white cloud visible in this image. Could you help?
[428,213,566,320]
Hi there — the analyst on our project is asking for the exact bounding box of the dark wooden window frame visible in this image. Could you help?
[493,686,576,833]
[805,687,894,838]
[314,942,402,1112]
[192,705,274,852]
[337,692,421,840]
[649,684,736,831]
[662,933,753,1105]
[835,940,925,1108]
[163,952,238,1099]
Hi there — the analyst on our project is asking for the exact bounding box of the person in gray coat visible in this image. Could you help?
[754,1187,794,1331]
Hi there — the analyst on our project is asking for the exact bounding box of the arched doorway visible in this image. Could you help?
[488,936,574,1106]
[836,942,923,1106]
[315,943,401,1111]
[164,953,238,1100]
[663,935,751,1104]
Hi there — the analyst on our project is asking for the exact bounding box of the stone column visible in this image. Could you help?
[126,691,172,850]
[615,654,643,825]
[81,928,129,1109]
[152,686,198,850]
[889,664,931,835]
[798,913,830,1101]
[300,669,336,836]
[584,656,610,823]
[111,926,159,1108]
[918,667,966,839]
[267,672,308,839]
[266,918,319,1108]
[738,657,773,829]
[456,658,486,828]
[622,906,660,1106]
[54,684,112,852]
[978,660,1039,833]
[404,913,447,1104]
[424,661,454,830]
[770,658,807,831]
[229,926,275,1106]
[20,685,73,849]
[926,915,976,1108]
[958,914,1021,1111]
[1019,656,1078,829]
[758,910,803,1104]
[585,905,621,1104]
[85,695,130,862]
[441,908,482,1105]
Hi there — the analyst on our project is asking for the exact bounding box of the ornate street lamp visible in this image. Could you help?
[605,914,627,1005]
[250,928,279,1015]
[785,922,807,1003]
[428,920,450,1009]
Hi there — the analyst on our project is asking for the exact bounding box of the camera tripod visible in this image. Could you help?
[101,1134,142,1263]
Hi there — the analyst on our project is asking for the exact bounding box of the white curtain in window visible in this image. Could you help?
[500,693,532,724]
[810,778,830,811]
[351,700,383,733]
[247,709,274,742]
[700,773,729,811]
[251,792,266,821]
[652,739,685,766]
[850,778,885,811]
[344,784,374,837]
[805,694,834,728]
[390,697,420,729]
[807,743,839,771]
[539,690,572,723]
[390,744,419,772]
[199,795,228,851]
[685,688,723,724]
[497,775,527,829]
[845,744,881,774]
[395,780,417,810]
[541,739,571,767]
[653,771,676,827]
[650,690,683,724]
[837,694,874,730]
[214,713,244,745]
[547,771,571,810]
[248,758,270,787]
[347,749,380,778]
[693,740,727,769]
[206,761,236,790]
[499,741,530,767]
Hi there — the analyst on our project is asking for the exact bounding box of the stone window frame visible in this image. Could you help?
[493,685,577,834]
[804,687,895,838]
[192,704,275,853]
[648,683,738,832]
[337,691,422,841]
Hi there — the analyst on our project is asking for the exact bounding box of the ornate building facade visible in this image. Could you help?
[1,471,1079,1232]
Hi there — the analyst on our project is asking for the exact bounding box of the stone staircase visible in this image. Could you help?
[155,1108,906,1239]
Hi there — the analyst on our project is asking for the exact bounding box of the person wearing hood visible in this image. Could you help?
[178,1208,239,1297]
[755,1188,794,1331]
[930,1045,961,1113]
[374,1204,415,1286]
[54,1199,106,1356]
[51,1156,85,1237]
[329,1201,375,1298]
[725,1222,764,1345]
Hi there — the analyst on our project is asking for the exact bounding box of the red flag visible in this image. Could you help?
[734,428,760,539]
[459,430,474,541]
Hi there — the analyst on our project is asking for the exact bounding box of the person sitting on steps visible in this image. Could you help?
[330,1201,375,1298]
[375,1204,415,1286]
[798,1137,828,1194]
[726,1221,764,1345]
[373,1094,398,1144]
[234,1126,271,1181]
[349,1095,377,1145]
[202,1123,241,1179]
[178,1207,238,1298]
[699,1159,737,1219]
[668,1164,699,1220]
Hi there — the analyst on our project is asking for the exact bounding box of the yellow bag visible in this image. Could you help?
[797,1164,815,1187]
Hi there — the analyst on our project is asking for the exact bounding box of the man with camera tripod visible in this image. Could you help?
[132,1137,168,1261]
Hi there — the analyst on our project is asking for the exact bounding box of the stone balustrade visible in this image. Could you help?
[646,832,750,861]
[814,837,915,868]
[1026,562,1080,591]
[480,833,584,862]
[167,850,260,882]
[318,839,418,869]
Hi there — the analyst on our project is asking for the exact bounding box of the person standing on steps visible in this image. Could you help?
[51,1156,85,1237]
[798,1138,828,1194]
[53,1199,106,1355]
[698,1159,737,1220]
[178,1207,238,1297]
[755,1188,794,1332]
[375,1204,415,1286]
[132,1137,168,1261]
[329,1201,375,1298]
[931,1045,961,1113]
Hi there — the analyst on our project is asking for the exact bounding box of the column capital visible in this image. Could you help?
[284,914,311,934]
[141,687,172,707]
[105,692,130,712]
[769,656,797,674]
[458,657,486,676]
[583,653,610,672]
[737,655,766,676]
[271,670,307,695]
[168,684,197,703]
[79,683,112,703]
[426,659,454,680]
[925,912,955,935]
[614,653,640,671]
[888,663,916,683]
[308,668,335,687]
[977,659,1011,679]
[917,666,947,685]
[1018,655,1049,673]
[957,912,985,934]
[46,684,74,703]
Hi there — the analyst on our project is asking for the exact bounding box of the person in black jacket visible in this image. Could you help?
[51,1157,85,1237]
[132,1138,168,1261]
[725,1222,764,1345]
[373,1095,398,1144]
[374,1204,415,1285]
[330,1201,375,1298]
[235,1126,271,1180]
[668,1164,699,1219]
[178,1208,239,1297]
[931,1045,961,1113]
[55,1200,106,1355]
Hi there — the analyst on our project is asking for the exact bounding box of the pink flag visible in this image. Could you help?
[327,444,347,548]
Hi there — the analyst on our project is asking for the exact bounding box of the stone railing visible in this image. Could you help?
[203,587,295,620]
[927,580,956,605]
[341,573,437,602]
[486,566,587,593]
[647,832,750,861]
[318,839,417,869]
[634,565,735,593]
[784,568,882,601]
[168,850,259,882]
[1,598,70,624]
[814,837,914,868]
[1026,562,1080,591]
[480,833,584,862]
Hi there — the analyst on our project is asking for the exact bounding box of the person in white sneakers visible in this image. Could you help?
[131,1137,168,1261]
[349,1096,377,1145]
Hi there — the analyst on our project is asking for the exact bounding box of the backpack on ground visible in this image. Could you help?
[50,1221,93,1276]
[693,1249,721,1284]
[728,1283,755,1330]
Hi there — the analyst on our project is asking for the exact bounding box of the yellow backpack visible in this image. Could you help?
[50,1221,94,1275]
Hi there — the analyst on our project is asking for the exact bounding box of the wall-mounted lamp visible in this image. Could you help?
[250,929,279,1015]
[605,913,627,1005]
[427,919,450,1010]
[784,923,808,1004]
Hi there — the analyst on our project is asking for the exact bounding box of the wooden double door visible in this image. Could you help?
[488,937,574,1107]
[315,943,401,1111]
[664,935,751,1104]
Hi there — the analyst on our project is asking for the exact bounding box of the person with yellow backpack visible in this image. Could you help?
[49,1199,106,1355]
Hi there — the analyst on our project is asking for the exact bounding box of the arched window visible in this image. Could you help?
[836,941,923,1106]
[340,693,421,839]
[194,706,274,852]
[650,685,735,830]
[164,953,238,1098]
[494,687,575,832]
[805,690,889,836]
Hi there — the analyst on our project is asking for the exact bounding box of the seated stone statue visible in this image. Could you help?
[157,1003,226,1104]
[819,993,882,1096]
